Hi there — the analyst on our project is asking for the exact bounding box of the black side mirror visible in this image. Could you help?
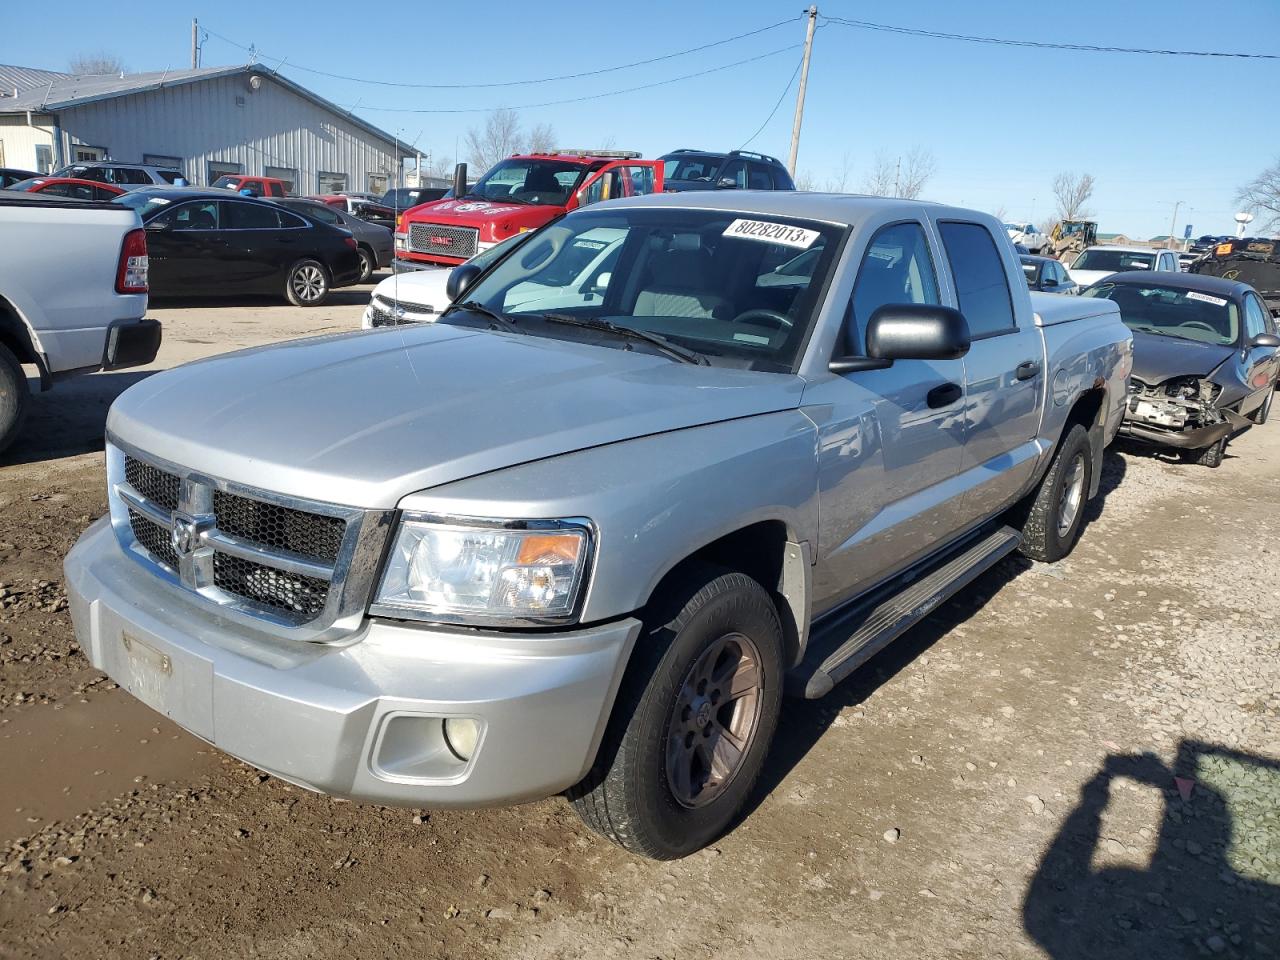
[1250,333,1280,348]
[829,304,970,374]
[1041,277,1058,289]
[446,262,484,301]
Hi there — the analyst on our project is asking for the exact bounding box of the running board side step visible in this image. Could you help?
[786,526,1022,699]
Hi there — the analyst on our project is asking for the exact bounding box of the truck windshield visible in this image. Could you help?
[444,207,845,372]
[467,159,587,205]
[1084,282,1239,345]
[1073,250,1154,272]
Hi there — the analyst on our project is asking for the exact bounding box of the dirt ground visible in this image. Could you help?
[1,281,1276,959]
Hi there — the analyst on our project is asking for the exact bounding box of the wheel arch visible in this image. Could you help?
[1063,385,1108,498]
[0,296,49,389]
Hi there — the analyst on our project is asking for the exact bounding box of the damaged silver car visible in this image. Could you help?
[1084,273,1280,467]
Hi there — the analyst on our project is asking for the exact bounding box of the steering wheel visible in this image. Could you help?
[733,308,793,331]
[1180,321,1218,334]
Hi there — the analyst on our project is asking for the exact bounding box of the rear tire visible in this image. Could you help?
[1015,423,1093,563]
[568,567,784,860]
[0,342,29,455]
[285,259,330,306]
[356,247,374,284]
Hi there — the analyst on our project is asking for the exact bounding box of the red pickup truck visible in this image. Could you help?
[212,175,289,198]
[394,150,663,267]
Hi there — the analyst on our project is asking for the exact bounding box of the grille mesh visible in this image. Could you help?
[213,491,345,563]
[212,553,329,620]
[368,304,411,328]
[408,223,478,258]
[128,508,179,570]
[125,457,179,511]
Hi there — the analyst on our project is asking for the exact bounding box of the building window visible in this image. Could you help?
[265,166,298,195]
[366,173,389,195]
[73,144,107,162]
[34,144,52,174]
[318,171,347,195]
[208,160,243,185]
[144,153,183,170]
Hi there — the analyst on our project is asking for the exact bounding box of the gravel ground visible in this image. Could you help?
[0,288,1276,959]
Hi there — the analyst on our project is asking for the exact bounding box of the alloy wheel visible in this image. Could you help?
[291,265,326,302]
[1057,451,1086,538]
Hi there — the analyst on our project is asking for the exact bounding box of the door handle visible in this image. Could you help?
[1015,360,1041,381]
[926,382,963,408]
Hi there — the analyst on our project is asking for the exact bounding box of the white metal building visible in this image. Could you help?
[0,64,409,195]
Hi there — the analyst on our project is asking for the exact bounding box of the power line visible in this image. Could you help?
[823,15,1280,60]
[739,54,805,151]
[324,44,803,114]
[202,17,800,90]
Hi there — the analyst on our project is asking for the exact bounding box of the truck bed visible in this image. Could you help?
[1030,292,1121,328]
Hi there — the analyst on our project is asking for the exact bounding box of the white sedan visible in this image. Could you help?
[1066,245,1182,288]
[363,228,626,329]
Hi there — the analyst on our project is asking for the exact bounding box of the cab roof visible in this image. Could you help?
[602,190,974,229]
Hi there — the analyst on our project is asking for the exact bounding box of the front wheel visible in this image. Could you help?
[569,568,784,860]
[1249,389,1272,425]
[1015,423,1093,563]
[1190,436,1226,468]
[285,259,330,306]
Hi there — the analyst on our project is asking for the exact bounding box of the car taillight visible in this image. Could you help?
[116,228,148,294]
[343,236,358,249]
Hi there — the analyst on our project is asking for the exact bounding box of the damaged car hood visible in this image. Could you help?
[106,323,806,508]
[1129,331,1235,384]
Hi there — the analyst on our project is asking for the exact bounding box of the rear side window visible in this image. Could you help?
[225,201,280,229]
[938,222,1016,337]
[277,209,309,229]
[302,204,341,225]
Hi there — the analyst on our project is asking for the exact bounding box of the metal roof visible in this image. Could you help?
[0,64,409,156]
[0,63,68,97]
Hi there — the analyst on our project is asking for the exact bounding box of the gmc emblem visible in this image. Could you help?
[430,236,453,246]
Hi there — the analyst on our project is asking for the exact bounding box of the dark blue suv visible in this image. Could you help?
[659,149,795,192]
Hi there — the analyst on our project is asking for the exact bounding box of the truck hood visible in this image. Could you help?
[1129,330,1235,385]
[107,324,806,508]
[410,198,557,229]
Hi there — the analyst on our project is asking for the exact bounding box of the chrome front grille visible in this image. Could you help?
[108,442,392,639]
[407,223,478,258]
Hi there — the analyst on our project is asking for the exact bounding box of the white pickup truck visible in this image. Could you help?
[0,192,160,452]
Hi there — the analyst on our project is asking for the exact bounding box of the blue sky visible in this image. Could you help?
[5,0,1277,238]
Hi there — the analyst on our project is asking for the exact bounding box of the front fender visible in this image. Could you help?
[396,410,820,624]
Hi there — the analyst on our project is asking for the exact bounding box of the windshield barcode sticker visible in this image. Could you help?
[724,219,819,249]
[1186,291,1228,306]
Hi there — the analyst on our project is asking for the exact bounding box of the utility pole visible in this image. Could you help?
[190,19,199,69]
[787,5,818,178]
[1168,200,1183,250]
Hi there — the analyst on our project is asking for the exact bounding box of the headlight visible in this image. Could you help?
[370,515,592,625]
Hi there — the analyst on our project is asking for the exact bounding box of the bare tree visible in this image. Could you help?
[1052,171,1095,221]
[1037,216,1058,238]
[69,52,126,75]
[464,108,523,171]
[823,151,855,193]
[1237,157,1280,233]
[990,204,1009,224]
[860,148,935,199]
[527,122,557,154]
[793,170,816,192]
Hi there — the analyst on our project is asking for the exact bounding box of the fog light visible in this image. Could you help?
[442,718,480,762]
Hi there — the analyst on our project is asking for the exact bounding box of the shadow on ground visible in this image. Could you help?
[745,448,1129,821]
[1023,742,1279,958]
[150,287,373,309]
[3,371,154,466]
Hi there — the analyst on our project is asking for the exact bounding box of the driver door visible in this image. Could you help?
[573,161,663,209]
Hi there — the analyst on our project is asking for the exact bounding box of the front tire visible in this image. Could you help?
[569,568,784,860]
[1249,389,1272,425]
[285,259,330,306]
[0,342,30,454]
[1015,423,1093,563]
[1191,436,1226,468]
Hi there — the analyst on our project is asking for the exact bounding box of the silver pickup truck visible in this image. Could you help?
[65,193,1131,859]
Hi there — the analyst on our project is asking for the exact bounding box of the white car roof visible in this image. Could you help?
[606,190,990,229]
[1081,245,1160,254]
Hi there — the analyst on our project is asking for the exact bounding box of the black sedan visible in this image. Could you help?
[273,197,393,283]
[1020,255,1079,295]
[115,188,362,306]
[0,167,39,189]
[1084,272,1280,467]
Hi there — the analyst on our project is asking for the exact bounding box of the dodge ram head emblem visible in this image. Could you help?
[170,513,207,556]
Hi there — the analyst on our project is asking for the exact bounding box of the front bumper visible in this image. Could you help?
[1118,407,1248,450]
[65,517,640,808]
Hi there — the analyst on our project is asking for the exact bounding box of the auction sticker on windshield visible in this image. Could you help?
[724,219,819,249]
[1186,291,1228,307]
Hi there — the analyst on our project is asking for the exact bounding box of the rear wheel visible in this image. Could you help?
[285,259,329,306]
[355,247,374,284]
[569,568,784,859]
[0,342,29,454]
[1015,423,1092,563]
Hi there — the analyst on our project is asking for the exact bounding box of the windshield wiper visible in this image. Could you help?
[450,300,520,333]
[534,313,709,365]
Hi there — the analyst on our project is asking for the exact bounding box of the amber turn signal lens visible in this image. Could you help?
[516,534,583,565]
